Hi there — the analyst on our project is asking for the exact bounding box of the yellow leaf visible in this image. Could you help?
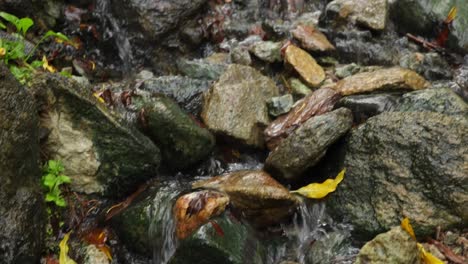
[59,232,77,264]
[291,169,345,199]
[401,217,416,240]
[418,243,445,264]
[42,56,56,73]
[0,47,6,57]
[93,92,105,104]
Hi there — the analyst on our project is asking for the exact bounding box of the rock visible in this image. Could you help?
[230,46,252,65]
[173,190,229,239]
[83,245,110,264]
[333,67,429,95]
[134,95,215,170]
[284,45,325,88]
[291,24,335,52]
[390,0,468,51]
[265,108,353,180]
[336,93,400,123]
[267,94,294,117]
[192,170,299,226]
[355,227,421,264]
[250,41,283,63]
[325,0,388,31]
[169,212,266,264]
[177,58,228,80]
[334,63,361,79]
[0,64,45,263]
[390,88,468,117]
[112,0,207,40]
[289,78,312,98]
[265,88,342,150]
[201,64,279,148]
[31,73,160,197]
[454,64,468,101]
[307,231,354,264]
[139,75,211,115]
[328,112,468,238]
[399,52,452,80]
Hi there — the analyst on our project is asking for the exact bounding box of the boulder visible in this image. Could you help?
[325,0,388,31]
[284,45,325,88]
[333,67,429,95]
[201,64,279,148]
[265,108,353,180]
[31,73,160,197]
[390,87,468,117]
[134,95,215,170]
[291,24,335,52]
[192,170,299,226]
[328,112,468,238]
[139,75,211,115]
[355,227,421,264]
[265,88,342,150]
[0,64,45,263]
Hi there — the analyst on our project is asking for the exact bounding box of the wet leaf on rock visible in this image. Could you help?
[291,169,345,199]
[59,232,77,264]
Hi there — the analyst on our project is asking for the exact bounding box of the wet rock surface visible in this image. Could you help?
[328,112,468,238]
[336,93,401,123]
[284,45,325,88]
[291,24,335,52]
[31,73,160,197]
[325,0,388,31]
[0,64,45,264]
[192,170,299,226]
[202,64,279,148]
[355,227,421,264]
[265,108,353,180]
[250,41,283,63]
[333,67,429,95]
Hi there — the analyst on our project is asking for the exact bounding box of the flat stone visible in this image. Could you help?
[265,108,353,180]
[201,64,279,148]
[291,24,335,52]
[326,0,388,31]
[250,41,283,63]
[284,45,325,88]
[333,67,429,95]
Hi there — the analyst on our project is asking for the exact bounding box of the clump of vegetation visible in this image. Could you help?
[42,160,71,207]
[0,11,70,85]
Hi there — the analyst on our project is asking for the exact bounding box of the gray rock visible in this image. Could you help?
[134,95,215,170]
[0,64,45,263]
[355,227,421,264]
[139,75,211,115]
[336,93,401,123]
[201,64,279,148]
[267,94,294,117]
[307,231,354,264]
[230,46,252,66]
[334,63,361,79]
[265,108,353,180]
[399,52,452,80]
[325,0,388,31]
[177,58,228,80]
[454,64,468,100]
[390,87,468,117]
[31,73,160,197]
[250,41,283,63]
[328,112,468,239]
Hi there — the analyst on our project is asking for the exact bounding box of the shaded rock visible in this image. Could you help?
[328,112,468,238]
[399,52,452,80]
[284,45,325,88]
[390,87,468,117]
[336,93,400,123]
[177,58,228,80]
[325,0,388,31]
[139,75,211,115]
[265,88,342,150]
[390,0,468,51]
[355,227,421,264]
[192,170,299,226]
[113,0,207,40]
[307,231,355,264]
[169,212,266,264]
[333,67,429,95]
[250,41,283,63]
[201,64,279,148]
[267,94,294,117]
[289,78,312,98]
[291,24,335,52]
[334,63,361,79]
[454,64,468,101]
[135,95,215,170]
[31,73,160,197]
[0,64,45,263]
[230,46,252,66]
[174,190,229,239]
[265,108,353,180]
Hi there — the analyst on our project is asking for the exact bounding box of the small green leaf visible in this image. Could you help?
[17,17,33,36]
[42,174,56,189]
[44,30,70,42]
[45,192,56,202]
[30,60,42,68]
[55,197,67,207]
[0,22,6,29]
[0,12,19,28]
[58,175,72,184]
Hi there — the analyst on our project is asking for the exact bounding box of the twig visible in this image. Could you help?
[427,238,466,264]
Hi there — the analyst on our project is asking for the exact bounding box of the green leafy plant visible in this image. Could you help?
[0,11,70,85]
[42,160,72,207]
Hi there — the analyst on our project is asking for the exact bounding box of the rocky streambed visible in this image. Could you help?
[0,0,467,264]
